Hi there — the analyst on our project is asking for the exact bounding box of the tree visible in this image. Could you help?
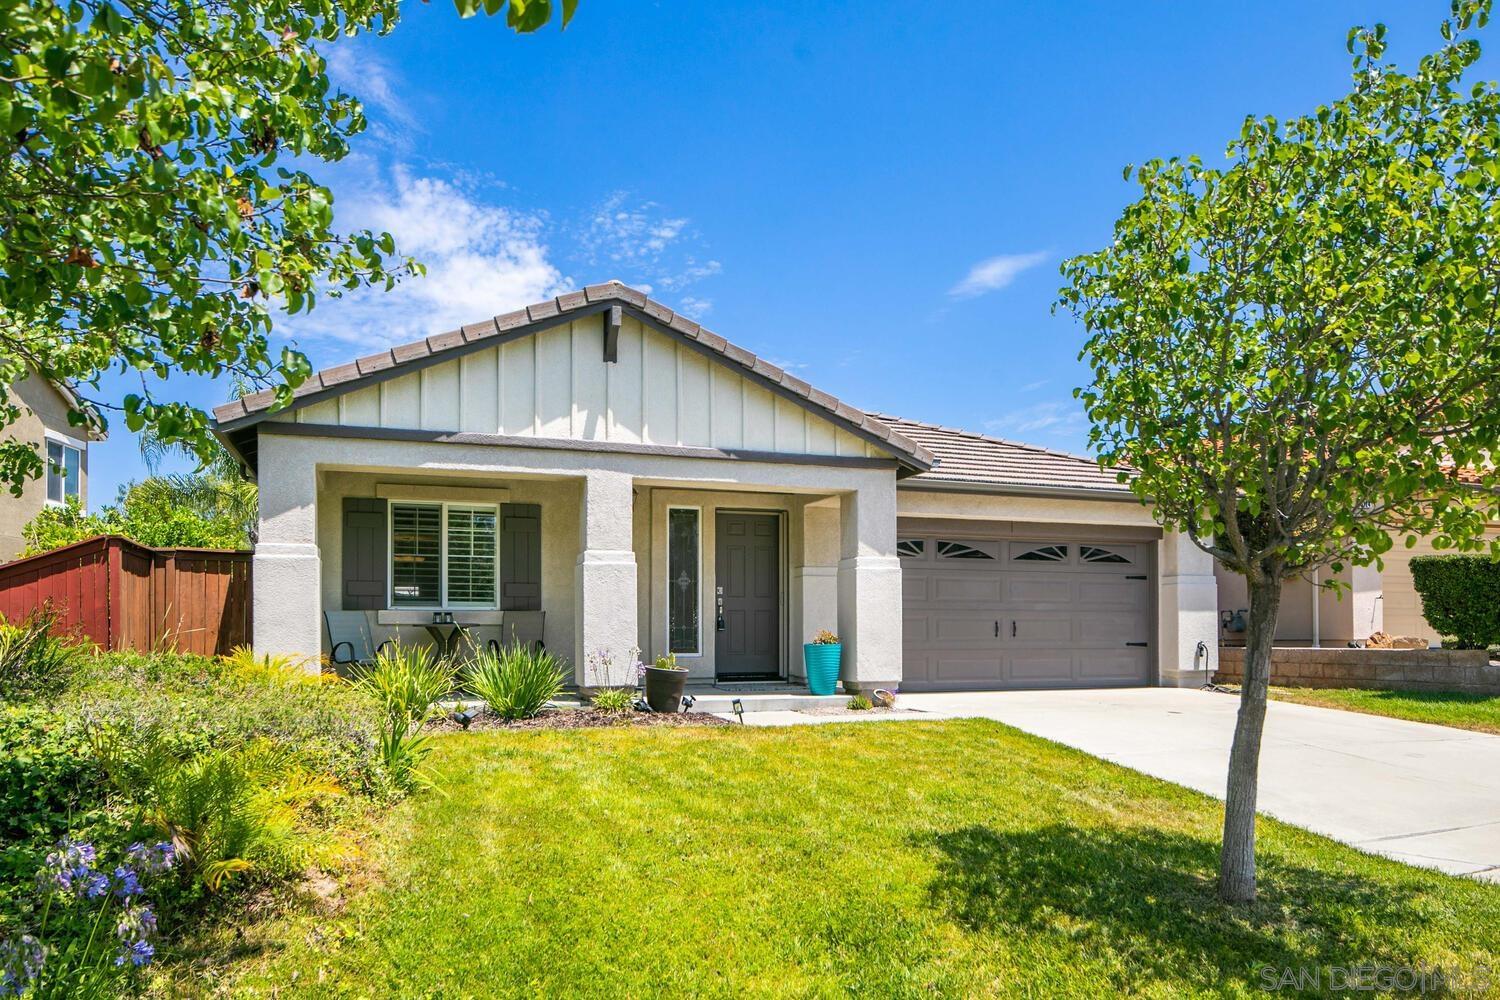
[1059,1,1500,903]
[136,401,259,543]
[0,0,576,492]
[22,491,247,553]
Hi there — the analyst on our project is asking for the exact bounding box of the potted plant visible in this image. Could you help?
[803,629,842,695]
[642,652,689,712]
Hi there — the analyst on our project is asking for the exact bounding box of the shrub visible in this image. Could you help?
[1409,555,1500,649]
[590,688,635,713]
[63,651,386,797]
[20,487,248,558]
[354,644,454,790]
[465,645,565,721]
[0,607,84,702]
[0,708,109,919]
[847,695,873,711]
[220,645,323,687]
[93,731,342,893]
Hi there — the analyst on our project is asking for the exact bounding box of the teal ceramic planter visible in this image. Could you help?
[803,642,842,696]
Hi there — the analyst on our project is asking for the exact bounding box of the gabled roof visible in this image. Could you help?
[870,413,1135,496]
[213,281,934,473]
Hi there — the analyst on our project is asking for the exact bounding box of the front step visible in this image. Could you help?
[684,691,849,714]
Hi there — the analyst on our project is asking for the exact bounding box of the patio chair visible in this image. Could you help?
[325,610,394,670]
[488,610,546,655]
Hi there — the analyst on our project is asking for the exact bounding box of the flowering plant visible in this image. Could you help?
[0,837,176,995]
[587,647,646,688]
[811,629,840,645]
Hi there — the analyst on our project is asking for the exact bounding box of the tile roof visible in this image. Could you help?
[212,281,934,472]
[870,413,1136,495]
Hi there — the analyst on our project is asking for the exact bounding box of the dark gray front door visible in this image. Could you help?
[715,512,780,678]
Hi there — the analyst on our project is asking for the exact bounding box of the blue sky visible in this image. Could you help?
[87,1,1489,507]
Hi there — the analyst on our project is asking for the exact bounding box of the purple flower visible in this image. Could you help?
[83,871,110,900]
[125,840,177,875]
[0,935,45,997]
[112,866,142,899]
[41,839,100,895]
[113,939,154,968]
[114,906,158,968]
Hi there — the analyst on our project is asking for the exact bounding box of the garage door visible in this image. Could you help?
[900,531,1153,690]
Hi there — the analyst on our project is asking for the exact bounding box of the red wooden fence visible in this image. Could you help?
[0,535,252,656]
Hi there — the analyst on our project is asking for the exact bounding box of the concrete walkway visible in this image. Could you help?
[889,688,1500,881]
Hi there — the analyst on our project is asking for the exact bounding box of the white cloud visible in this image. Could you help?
[948,251,1049,299]
[282,165,567,353]
[676,296,714,319]
[657,258,722,291]
[983,399,1089,443]
[575,192,721,299]
[324,44,416,132]
[580,192,689,269]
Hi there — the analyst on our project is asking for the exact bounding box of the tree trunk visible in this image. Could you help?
[1218,573,1283,903]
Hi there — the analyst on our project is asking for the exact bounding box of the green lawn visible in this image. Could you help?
[1267,686,1500,735]
[167,720,1499,998]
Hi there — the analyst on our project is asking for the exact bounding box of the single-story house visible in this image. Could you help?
[1215,526,1500,649]
[211,282,1225,691]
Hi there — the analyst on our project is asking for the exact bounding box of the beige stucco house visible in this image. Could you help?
[0,374,101,563]
[1215,526,1500,650]
[214,281,1228,691]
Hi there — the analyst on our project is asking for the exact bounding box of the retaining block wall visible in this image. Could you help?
[1214,646,1500,696]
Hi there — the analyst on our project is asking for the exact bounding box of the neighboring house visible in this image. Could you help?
[0,374,102,563]
[214,282,1223,691]
[1215,525,1500,649]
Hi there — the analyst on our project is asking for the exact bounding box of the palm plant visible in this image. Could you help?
[133,383,258,545]
[464,644,565,721]
[92,729,342,891]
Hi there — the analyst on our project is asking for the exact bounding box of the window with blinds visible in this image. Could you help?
[388,501,499,609]
[390,503,442,606]
[446,506,498,606]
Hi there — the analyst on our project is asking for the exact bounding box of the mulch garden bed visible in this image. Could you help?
[426,707,733,732]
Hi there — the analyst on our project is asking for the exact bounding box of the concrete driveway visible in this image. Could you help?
[898,688,1500,881]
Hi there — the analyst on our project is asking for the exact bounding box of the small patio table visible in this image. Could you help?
[423,622,472,660]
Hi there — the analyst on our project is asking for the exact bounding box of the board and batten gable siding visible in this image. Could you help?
[271,316,887,460]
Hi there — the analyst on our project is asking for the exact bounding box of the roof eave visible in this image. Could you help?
[897,477,1144,502]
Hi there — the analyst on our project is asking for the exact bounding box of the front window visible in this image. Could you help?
[45,437,82,505]
[668,507,700,655]
[390,501,497,609]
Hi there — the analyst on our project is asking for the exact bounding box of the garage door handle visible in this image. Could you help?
[1011,621,1017,638]
[1125,641,1148,647]
[1126,575,1147,581]
[994,620,999,638]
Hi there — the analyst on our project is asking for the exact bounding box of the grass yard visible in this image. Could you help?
[1266,686,1500,735]
[167,719,1499,998]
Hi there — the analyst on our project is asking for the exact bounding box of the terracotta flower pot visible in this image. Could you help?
[644,665,689,712]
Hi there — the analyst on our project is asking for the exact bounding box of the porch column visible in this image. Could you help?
[253,434,322,668]
[1157,530,1219,687]
[790,498,840,682]
[575,470,638,688]
[837,480,902,693]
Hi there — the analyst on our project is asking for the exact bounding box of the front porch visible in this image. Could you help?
[252,429,904,692]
